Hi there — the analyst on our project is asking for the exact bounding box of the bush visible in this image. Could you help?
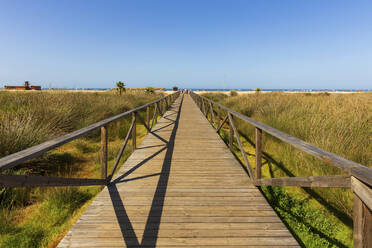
[230,90,238,96]
[145,87,154,94]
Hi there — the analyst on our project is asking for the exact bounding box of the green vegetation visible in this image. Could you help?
[145,87,155,94]
[230,90,238,96]
[173,86,178,91]
[0,90,163,247]
[115,81,125,95]
[203,92,372,247]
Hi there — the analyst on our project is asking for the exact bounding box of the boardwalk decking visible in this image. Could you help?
[58,94,299,247]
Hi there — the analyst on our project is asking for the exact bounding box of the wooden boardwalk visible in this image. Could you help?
[58,94,299,247]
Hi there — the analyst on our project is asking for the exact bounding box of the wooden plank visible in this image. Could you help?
[253,175,351,188]
[58,237,298,246]
[0,174,106,187]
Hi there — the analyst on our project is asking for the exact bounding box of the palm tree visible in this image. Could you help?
[116,81,125,95]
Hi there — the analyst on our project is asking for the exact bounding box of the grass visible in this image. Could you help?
[0,90,163,247]
[203,92,371,247]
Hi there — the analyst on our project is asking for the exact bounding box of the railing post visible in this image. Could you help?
[229,114,234,151]
[256,127,262,179]
[154,103,158,125]
[165,97,169,110]
[100,126,108,185]
[132,112,137,151]
[353,179,372,248]
[217,106,221,128]
[146,106,150,133]
[202,99,206,115]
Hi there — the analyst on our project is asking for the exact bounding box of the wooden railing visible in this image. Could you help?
[0,92,180,187]
[190,91,372,248]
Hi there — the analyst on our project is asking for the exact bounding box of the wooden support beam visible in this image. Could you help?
[253,175,351,188]
[228,113,254,178]
[352,176,372,248]
[132,112,137,151]
[216,115,228,133]
[146,106,150,133]
[217,106,221,128]
[352,176,372,211]
[0,174,106,187]
[353,192,372,248]
[150,103,158,130]
[209,102,215,127]
[255,128,262,179]
[229,115,234,152]
[100,126,107,182]
[108,117,136,180]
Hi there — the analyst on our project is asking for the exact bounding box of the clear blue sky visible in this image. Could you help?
[1,0,371,89]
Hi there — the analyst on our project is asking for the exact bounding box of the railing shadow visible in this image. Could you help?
[107,95,183,247]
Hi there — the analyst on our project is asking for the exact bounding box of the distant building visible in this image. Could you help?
[5,81,41,90]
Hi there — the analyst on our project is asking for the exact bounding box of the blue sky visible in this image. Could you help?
[1,0,371,89]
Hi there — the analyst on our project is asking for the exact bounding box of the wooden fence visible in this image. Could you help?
[190,91,372,248]
[0,92,180,187]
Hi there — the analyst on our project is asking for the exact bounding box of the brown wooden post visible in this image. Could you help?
[154,103,158,124]
[256,127,262,179]
[217,106,221,128]
[132,112,137,151]
[202,99,206,116]
[100,126,108,185]
[165,97,169,110]
[146,106,150,133]
[353,182,372,248]
[229,115,234,151]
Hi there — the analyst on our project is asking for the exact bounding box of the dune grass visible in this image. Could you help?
[0,90,163,247]
[202,92,371,247]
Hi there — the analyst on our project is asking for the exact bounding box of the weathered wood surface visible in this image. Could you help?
[58,95,299,247]
[253,175,351,188]
[0,174,106,187]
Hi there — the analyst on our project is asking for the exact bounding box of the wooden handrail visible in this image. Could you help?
[253,175,351,188]
[0,92,180,172]
[190,92,372,187]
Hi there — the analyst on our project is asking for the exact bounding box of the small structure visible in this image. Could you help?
[5,81,41,90]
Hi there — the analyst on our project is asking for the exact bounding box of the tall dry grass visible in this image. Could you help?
[0,90,161,158]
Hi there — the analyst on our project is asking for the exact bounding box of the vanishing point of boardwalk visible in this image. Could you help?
[58,94,299,247]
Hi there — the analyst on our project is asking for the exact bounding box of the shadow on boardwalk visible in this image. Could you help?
[107,95,183,247]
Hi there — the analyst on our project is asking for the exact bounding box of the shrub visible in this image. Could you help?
[145,87,154,94]
[230,90,238,96]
